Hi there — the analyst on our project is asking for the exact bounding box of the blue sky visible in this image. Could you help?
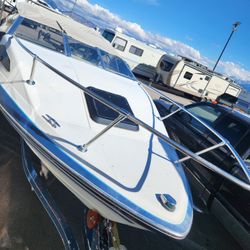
[89,0,249,68]
[52,0,250,86]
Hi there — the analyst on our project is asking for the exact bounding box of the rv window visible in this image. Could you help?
[15,18,64,54]
[129,45,143,57]
[160,60,174,72]
[85,87,139,131]
[102,30,115,43]
[112,37,127,51]
[184,71,193,80]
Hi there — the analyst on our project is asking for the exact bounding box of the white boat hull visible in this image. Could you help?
[0,3,193,239]
[27,141,144,229]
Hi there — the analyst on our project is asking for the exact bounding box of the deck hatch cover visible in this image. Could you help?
[85,87,139,131]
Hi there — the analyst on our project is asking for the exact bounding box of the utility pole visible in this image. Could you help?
[213,22,241,72]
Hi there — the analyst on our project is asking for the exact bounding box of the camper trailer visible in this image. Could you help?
[156,56,212,98]
[156,55,241,100]
[102,29,242,101]
[204,74,241,100]
[102,28,166,80]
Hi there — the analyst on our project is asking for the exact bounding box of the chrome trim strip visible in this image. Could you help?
[176,142,226,164]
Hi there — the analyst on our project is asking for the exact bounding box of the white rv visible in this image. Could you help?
[156,55,241,100]
[102,28,166,80]
[204,74,241,100]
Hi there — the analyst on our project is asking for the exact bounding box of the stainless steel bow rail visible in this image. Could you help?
[14,36,250,191]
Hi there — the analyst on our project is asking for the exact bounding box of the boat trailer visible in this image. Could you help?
[20,139,126,250]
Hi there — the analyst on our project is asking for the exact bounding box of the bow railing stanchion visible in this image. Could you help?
[77,114,126,152]
[14,37,250,191]
[26,55,37,85]
[159,107,181,121]
[175,142,226,164]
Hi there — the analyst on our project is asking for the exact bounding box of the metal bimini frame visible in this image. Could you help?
[13,36,250,191]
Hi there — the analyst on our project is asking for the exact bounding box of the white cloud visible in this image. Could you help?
[62,0,202,61]
[55,0,250,84]
[220,61,250,81]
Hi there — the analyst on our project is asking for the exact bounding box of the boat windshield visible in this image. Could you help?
[99,49,135,79]
[68,37,135,80]
[15,18,65,54]
[13,18,135,80]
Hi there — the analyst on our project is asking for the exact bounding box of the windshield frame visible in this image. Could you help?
[10,16,136,81]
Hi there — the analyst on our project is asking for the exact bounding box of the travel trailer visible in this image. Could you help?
[204,74,241,100]
[102,29,242,101]
[102,28,166,80]
[155,55,241,100]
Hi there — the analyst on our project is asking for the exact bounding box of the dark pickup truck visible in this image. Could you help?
[154,100,250,248]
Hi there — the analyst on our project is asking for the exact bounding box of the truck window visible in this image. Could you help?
[215,116,248,145]
[232,132,250,157]
[187,105,222,126]
[188,116,211,135]
[184,71,193,80]
[129,45,143,57]
[112,37,127,51]
[245,154,250,167]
